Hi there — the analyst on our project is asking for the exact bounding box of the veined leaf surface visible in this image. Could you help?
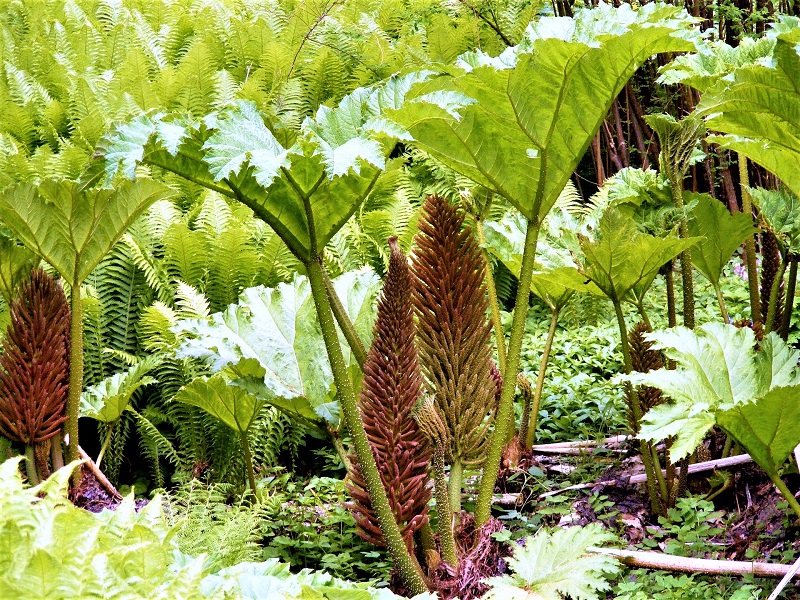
[101,74,428,261]
[698,30,800,199]
[389,3,698,223]
[173,269,379,426]
[0,179,174,286]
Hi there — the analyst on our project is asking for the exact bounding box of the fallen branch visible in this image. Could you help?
[493,454,754,505]
[590,546,800,579]
[78,445,122,501]
[531,435,629,451]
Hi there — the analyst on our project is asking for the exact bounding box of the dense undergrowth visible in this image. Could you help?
[3,0,800,598]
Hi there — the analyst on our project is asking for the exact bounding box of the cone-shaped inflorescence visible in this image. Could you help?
[626,321,663,433]
[412,195,496,468]
[760,231,783,328]
[0,269,70,479]
[347,237,432,549]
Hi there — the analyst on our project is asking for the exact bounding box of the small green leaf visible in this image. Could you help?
[579,209,698,304]
[80,358,159,423]
[718,386,800,476]
[688,192,757,287]
[175,375,264,434]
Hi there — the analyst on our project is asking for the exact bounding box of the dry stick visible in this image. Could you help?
[768,551,800,600]
[531,435,629,451]
[769,552,800,600]
[494,454,754,503]
[590,547,800,580]
[78,445,122,501]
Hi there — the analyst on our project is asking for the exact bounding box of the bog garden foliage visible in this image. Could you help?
[3,0,800,597]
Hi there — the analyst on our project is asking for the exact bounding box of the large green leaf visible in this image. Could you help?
[697,30,800,200]
[483,523,619,600]
[659,36,776,93]
[0,179,174,286]
[389,3,698,222]
[173,269,379,427]
[578,209,698,304]
[747,187,800,254]
[484,212,602,309]
[628,324,800,462]
[80,358,159,423]
[175,375,265,435]
[717,386,800,476]
[101,74,427,261]
[687,192,758,287]
[0,236,38,304]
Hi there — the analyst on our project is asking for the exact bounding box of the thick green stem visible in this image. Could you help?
[96,423,115,469]
[614,300,661,515]
[780,260,797,340]
[635,299,652,331]
[650,444,669,507]
[433,446,459,567]
[66,286,84,481]
[306,258,428,593]
[524,307,559,448]
[240,431,256,493]
[670,175,695,329]
[714,283,730,324]
[50,437,64,472]
[448,459,463,516]
[322,265,367,368]
[679,244,695,330]
[769,472,800,521]
[328,427,353,474]
[665,263,677,328]
[476,222,506,374]
[475,219,540,526]
[739,154,761,323]
[24,445,39,486]
[765,258,787,334]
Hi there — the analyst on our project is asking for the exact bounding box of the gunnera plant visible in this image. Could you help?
[412,195,497,516]
[0,268,70,484]
[347,237,432,550]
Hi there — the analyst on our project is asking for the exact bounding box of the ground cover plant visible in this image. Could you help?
[5,0,800,598]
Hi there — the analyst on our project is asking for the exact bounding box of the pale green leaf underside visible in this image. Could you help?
[698,30,800,200]
[173,269,378,424]
[483,523,619,600]
[80,359,158,423]
[0,179,174,285]
[631,324,800,462]
[390,3,697,222]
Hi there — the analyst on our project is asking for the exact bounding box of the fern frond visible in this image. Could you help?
[175,281,210,318]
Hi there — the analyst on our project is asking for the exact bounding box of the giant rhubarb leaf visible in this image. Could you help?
[697,30,800,200]
[687,192,758,288]
[100,74,428,261]
[578,209,697,305]
[173,270,379,429]
[0,179,174,287]
[389,2,698,223]
[627,323,800,462]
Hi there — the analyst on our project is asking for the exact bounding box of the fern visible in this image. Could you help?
[163,480,263,570]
